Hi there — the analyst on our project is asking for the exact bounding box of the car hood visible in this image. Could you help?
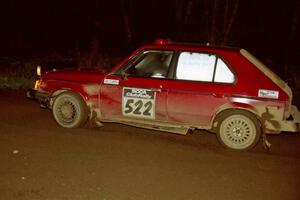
[42,68,106,83]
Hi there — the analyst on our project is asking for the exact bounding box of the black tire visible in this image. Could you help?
[215,110,261,150]
[52,91,88,128]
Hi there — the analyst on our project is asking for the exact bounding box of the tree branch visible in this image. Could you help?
[223,0,239,45]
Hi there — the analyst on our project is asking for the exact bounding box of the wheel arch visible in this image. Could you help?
[211,102,262,132]
[49,88,89,109]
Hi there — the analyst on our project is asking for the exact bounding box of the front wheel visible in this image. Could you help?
[52,91,88,128]
[216,110,261,150]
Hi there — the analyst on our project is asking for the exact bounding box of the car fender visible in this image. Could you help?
[44,80,99,108]
[211,100,261,130]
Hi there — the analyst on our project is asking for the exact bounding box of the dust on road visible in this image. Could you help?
[0,92,300,200]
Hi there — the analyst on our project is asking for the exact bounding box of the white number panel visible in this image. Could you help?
[122,87,155,119]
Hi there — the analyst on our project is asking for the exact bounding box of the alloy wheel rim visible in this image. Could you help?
[57,99,77,124]
[220,115,256,149]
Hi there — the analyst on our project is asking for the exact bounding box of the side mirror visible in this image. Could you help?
[121,71,128,81]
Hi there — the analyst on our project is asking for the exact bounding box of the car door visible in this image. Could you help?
[165,51,236,127]
[99,50,174,123]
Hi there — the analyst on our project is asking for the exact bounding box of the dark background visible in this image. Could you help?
[0,0,299,69]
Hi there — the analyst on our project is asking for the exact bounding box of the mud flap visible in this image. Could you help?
[89,109,104,127]
[262,120,272,150]
[262,130,272,150]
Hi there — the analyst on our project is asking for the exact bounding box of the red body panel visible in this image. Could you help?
[100,74,167,122]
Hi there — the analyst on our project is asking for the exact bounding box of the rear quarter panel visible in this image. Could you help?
[212,50,288,123]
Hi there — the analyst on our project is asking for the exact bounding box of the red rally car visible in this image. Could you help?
[27,39,300,150]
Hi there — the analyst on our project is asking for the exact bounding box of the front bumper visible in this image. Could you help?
[26,89,50,108]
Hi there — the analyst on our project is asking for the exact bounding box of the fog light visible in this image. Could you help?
[34,80,41,89]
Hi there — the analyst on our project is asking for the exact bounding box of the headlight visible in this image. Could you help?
[37,65,41,76]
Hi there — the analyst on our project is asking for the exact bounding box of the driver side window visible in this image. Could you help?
[125,51,173,78]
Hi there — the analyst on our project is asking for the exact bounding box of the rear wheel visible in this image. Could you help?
[216,110,261,150]
[52,91,88,128]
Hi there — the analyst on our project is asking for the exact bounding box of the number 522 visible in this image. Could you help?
[123,98,154,118]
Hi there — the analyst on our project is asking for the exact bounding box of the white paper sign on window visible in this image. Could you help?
[176,52,216,82]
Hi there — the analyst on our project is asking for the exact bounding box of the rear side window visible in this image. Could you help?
[214,58,235,83]
[176,52,235,83]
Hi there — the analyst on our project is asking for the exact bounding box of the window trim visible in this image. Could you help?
[114,49,176,80]
[174,51,237,85]
[214,57,236,84]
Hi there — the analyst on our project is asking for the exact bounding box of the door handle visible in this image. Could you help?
[151,88,162,92]
[151,85,162,92]
[212,93,225,98]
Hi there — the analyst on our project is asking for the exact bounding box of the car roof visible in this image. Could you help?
[143,39,241,52]
[142,42,241,53]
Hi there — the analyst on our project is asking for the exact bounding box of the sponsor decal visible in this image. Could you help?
[122,87,155,119]
[104,78,119,85]
[258,89,279,99]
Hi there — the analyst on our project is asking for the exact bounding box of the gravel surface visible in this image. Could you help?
[0,92,300,200]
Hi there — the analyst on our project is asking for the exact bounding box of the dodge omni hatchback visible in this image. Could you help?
[27,39,300,150]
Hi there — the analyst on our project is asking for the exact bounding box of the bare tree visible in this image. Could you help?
[209,0,219,44]
[288,0,300,48]
[121,0,133,47]
[223,0,239,45]
[209,0,239,45]
[175,0,194,40]
[174,0,239,45]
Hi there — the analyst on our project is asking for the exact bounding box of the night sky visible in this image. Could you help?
[0,0,299,68]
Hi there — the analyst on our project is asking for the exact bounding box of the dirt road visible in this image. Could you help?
[0,92,300,200]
